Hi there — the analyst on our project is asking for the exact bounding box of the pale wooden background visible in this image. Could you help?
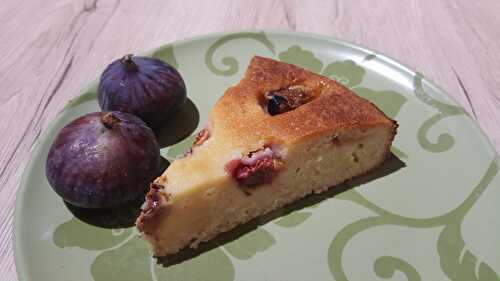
[1,0,499,279]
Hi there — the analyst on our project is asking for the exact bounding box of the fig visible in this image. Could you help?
[97,54,187,129]
[46,111,161,208]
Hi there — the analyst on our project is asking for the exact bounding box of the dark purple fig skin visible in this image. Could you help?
[46,111,160,208]
[97,55,187,129]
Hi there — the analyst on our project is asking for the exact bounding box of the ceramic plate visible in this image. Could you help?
[14,31,500,281]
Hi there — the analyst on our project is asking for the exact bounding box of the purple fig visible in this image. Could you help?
[46,111,160,208]
[97,54,187,129]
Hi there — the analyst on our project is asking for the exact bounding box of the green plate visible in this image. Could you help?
[14,31,500,281]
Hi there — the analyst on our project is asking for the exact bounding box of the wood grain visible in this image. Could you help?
[1,0,499,279]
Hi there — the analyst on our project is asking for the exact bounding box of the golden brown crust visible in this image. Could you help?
[210,56,396,148]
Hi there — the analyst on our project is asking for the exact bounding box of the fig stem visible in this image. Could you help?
[121,54,138,72]
[101,112,121,129]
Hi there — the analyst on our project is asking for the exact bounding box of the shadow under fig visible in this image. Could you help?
[158,153,406,267]
[155,98,199,148]
[64,157,170,229]
[64,197,143,229]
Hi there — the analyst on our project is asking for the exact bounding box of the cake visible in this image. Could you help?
[136,56,397,256]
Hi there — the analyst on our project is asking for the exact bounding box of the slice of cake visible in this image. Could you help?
[136,56,397,256]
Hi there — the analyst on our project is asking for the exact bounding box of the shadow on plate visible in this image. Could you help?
[64,196,144,229]
[64,157,170,228]
[155,98,199,148]
[157,153,405,267]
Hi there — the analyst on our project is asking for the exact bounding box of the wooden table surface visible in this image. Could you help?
[1,0,499,279]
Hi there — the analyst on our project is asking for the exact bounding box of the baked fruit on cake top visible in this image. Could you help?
[136,56,397,256]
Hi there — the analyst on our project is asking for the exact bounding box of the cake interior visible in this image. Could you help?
[142,124,394,256]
